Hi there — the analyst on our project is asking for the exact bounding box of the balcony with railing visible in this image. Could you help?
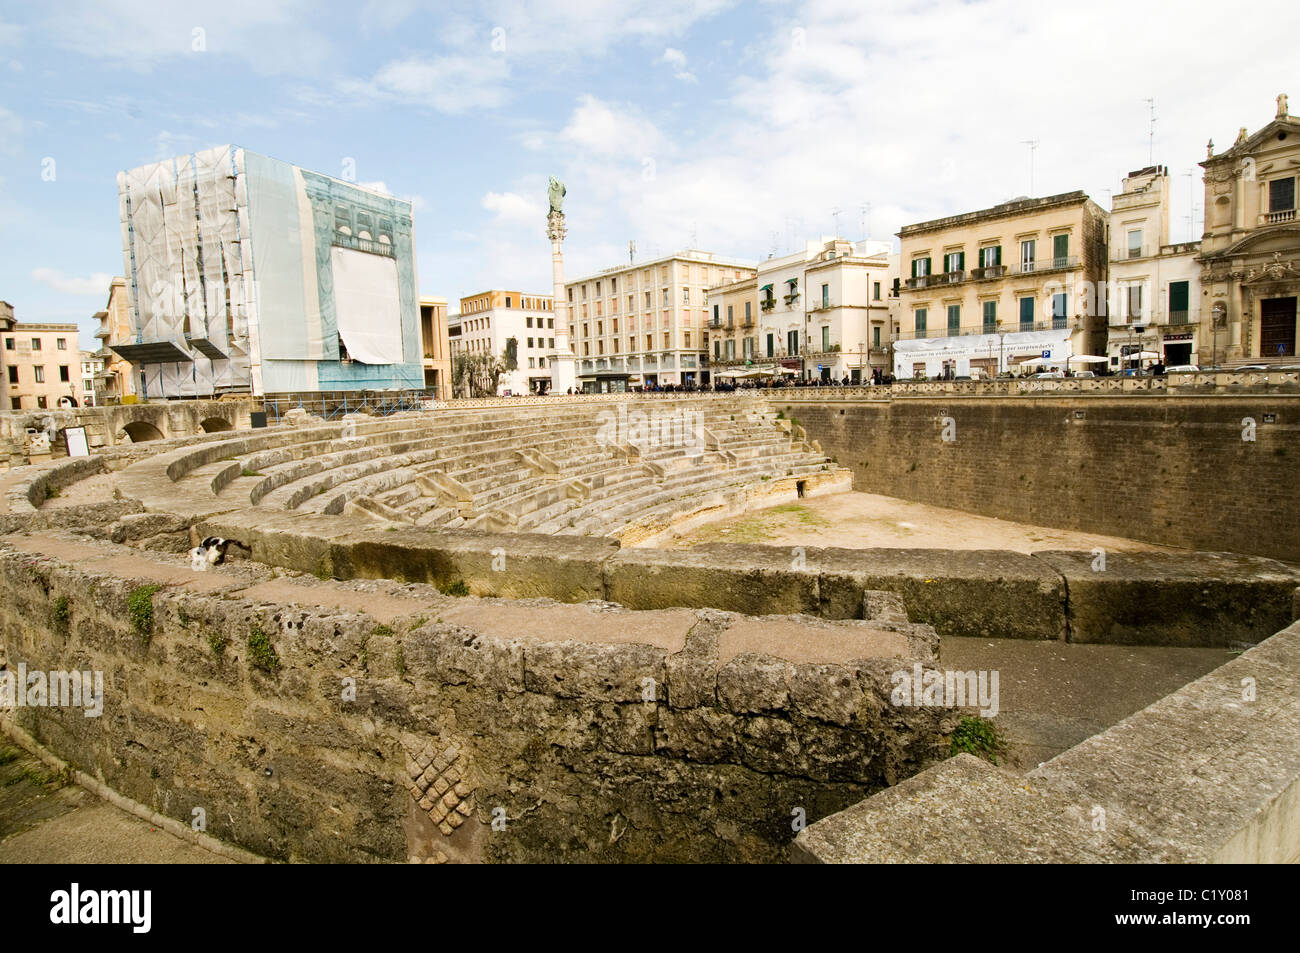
[1012,255,1079,275]
[970,264,1007,280]
[893,318,1084,341]
[1264,208,1296,225]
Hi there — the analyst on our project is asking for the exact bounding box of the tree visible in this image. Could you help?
[503,337,518,372]
[452,351,505,398]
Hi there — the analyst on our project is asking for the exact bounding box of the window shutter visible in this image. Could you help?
[911,259,917,278]
[957,251,965,272]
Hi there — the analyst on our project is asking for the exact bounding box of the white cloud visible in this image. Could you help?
[32,268,114,296]
[560,94,664,159]
[482,190,544,226]
[535,0,1298,265]
[39,0,336,74]
[361,54,510,113]
[657,47,696,82]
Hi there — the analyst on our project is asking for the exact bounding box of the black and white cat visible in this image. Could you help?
[189,536,251,571]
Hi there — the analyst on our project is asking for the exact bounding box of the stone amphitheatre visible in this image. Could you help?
[1,381,1298,863]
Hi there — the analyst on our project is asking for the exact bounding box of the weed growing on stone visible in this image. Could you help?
[177,605,190,627]
[50,595,70,629]
[372,624,395,637]
[395,644,407,676]
[241,468,262,477]
[0,746,18,767]
[208,630,228,657]
[409,616,428,630]
[247,625,281,673]
[440,580,470,597]
[128,584,162,637]
[950,716,1006,765]
[44,486,61,500]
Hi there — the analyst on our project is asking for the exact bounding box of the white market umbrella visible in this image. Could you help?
[1068,354,1107,364]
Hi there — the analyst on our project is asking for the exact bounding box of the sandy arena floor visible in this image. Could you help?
[650,491,1179,553]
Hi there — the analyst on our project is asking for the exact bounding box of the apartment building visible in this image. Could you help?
[707,238,896,381]
[418,295,452,399]
[894,192,1109,379]
[80,350,104,407]
[1106,166,1203,369]
[1198,93,1300,363]
[450,290,556,395]
[565,250,756,390]
[0,305,85,410]
[93,276,137,403]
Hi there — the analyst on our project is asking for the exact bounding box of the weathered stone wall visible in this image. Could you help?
[0,544,954,863]
[194,512,1300,647]
[779,394,1300,562]
[794,619,1300,864]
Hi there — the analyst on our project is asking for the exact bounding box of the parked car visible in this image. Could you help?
[1032,370,1065,379]
[1073,370,1096,378]
[1166,364,1199,373]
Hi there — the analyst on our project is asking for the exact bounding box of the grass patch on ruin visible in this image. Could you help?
[372,623,395,637]
[769,503,831,528]
[439,579,470,597]
[0,746,19,767]
[128,584,162,638]
[241,468,262,477]
[50,595,70,629]
[950,716,1006,765]
[247,624,281,674]
[394,644,407,676]
[208,630,228,657]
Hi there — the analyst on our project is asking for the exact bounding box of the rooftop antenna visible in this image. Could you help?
[689,220,698,249]
[831,207,842,237]
[860,202,871,240]
[628,240,636,264]
[769,231,779,259]
[1145,98,1157,165]
[1021,138,1039,196]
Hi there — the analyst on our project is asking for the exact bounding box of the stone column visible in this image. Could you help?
[547,211,577,394]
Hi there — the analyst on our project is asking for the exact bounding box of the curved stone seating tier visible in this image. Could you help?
[43,396,850,540]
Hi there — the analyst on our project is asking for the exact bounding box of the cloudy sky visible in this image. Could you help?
[1,0,1296,346]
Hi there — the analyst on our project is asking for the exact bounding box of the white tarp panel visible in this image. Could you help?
[329,246,403,364]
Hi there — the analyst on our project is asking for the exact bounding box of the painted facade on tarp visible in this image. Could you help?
[116,145,421,398]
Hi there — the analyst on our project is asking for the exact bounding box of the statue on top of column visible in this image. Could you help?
[548,177,566,215]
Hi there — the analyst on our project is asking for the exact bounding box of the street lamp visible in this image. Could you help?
[996,319,1006,376]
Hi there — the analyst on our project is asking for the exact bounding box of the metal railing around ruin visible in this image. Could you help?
[258,390,436,423]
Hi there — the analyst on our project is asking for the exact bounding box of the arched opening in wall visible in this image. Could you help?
[200,417,234,433]
[121,421,164,443]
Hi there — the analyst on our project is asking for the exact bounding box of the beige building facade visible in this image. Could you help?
[418,295,452,400]
[1106,166,1204,369]
[1198,93,1300,363]
[0,305,85,410]
[94,276,138,403]
[707,238,896,382]
[450,290,556,395]
[566,250,755,389]
[894,192,1109,379]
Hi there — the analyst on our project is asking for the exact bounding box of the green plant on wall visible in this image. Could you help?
[950,716,1006,765]
[50,595,70,629]
[128,585,162,637]
[247,624,281,674]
